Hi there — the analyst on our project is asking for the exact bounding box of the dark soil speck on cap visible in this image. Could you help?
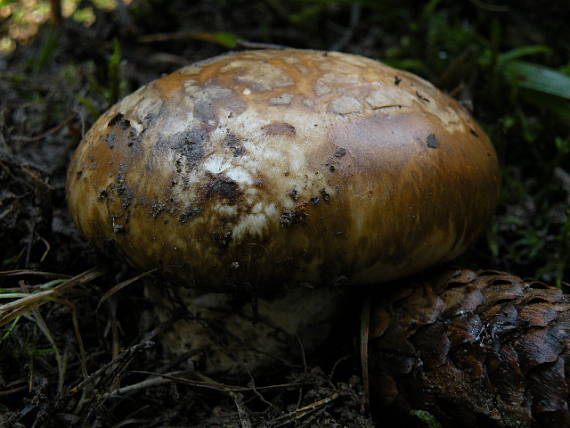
[288,188,300,201]
[224,132,246,157]
[105,132,117,148]
[416,91,430,102]
[111,216,126,234]
[280,207,306,227]
[151,202,166,219]
[426,133,440,149]
[111,171,134,209]
[262,122,296,136]
[319,188,331,202]
[334,147,347,158]
[126,128,143,147]
[158,124,209,166]
[106,113,144,149]
[179,206,202,224]
[211,231,233,249]
[203,174,242,204]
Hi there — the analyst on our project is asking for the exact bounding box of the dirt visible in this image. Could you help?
[1,1,567,427]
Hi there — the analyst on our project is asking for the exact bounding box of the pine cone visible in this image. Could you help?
[368,269,570,428]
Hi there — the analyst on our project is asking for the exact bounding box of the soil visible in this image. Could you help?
[0,1,568,427]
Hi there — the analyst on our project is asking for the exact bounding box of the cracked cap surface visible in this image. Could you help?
[66,49,501,294]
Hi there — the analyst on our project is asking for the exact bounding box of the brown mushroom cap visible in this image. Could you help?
[66,49,500,294]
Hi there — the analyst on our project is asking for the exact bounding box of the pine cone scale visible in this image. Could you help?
[369,269,570,427]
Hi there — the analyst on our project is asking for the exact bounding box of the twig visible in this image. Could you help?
[131,371,301,394]
[360,295,371,413]
[248,374,278,411]
[103,371,188,397]
[53,297,89,380]
[293,393,339,416]
[269,392,340,427]
[24,220,36,268]
[230,392,252,428]
[108,298,121,391]
[48,0,62,28]
[329,355,351,385]
[26,300,66,394]
[12,114,75,143]
[97,268,157,311]
[330,3,361,51]
[76,109,86,138]
[38,235,51,263]
[71,342,155,394]
[0,384,27,396]
[294,336,309,414]
[0,270,70,279]
[73,341,156,421]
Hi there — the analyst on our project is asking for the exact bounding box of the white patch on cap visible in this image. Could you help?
[330,52,374,68]
[183,80,199,95]
[367,89,399,108]
[295,64,309,74]
[221,61,293,91]
[232,201,279,240]
[203,154,231,174]
[315,73,361,97]
[159,111,195,135]
[179,66,202,75]
[128,119,144,134]
[119,85,164,122]
[284,57,300,64]
[365,89,407,113]
[214,204,238,217]
[315,82,331,97]
[329,96,362,114]
[225,166,253,185]
[270,94,294,105]
[303,98,315,108]
[232,213,268,240]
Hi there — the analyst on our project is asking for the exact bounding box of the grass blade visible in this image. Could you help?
[504,61,570,99]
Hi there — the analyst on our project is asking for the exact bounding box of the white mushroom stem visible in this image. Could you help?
[146,284,345,376]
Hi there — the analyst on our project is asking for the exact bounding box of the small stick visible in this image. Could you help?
[360,295,371,413]
[104,371,186,397]
[12,115,75,143]
[0,270,70,279]
[230,392,252,428]
[49,0,62,28]
[270,392,340,426]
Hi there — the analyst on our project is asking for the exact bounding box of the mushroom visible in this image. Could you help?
[66,49,500,375]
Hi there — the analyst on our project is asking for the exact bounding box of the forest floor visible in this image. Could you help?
[0,1,569,427]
